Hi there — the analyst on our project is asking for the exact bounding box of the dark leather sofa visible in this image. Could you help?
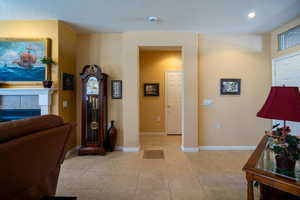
[0,115,75,200]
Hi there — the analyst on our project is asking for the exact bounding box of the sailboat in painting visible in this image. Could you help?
[0,40,47,82]
[13,47,37,69]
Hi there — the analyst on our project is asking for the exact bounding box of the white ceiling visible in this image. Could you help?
[0,0,300,33]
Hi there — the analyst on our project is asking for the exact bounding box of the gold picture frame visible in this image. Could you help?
[0,38,51,86]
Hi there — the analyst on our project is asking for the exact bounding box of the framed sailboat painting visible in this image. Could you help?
[0,38,51,84]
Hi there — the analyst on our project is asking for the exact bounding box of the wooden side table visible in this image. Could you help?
[243,136,300,200]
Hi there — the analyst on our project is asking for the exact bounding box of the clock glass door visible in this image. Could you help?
[86,76,100,145]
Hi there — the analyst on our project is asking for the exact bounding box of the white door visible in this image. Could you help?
[165,71,182,135]
[273,52,300,136]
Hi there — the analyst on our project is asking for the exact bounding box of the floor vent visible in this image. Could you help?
[143,149,164,159]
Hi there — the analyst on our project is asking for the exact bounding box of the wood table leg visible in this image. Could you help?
[259,184,264,200]
[247,180,254,200]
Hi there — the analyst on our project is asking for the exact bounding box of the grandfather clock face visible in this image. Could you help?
[86,76,99,95]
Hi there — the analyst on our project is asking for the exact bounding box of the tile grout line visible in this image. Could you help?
[167,176,173,200]
[133,151,143,200]
[164,146,174,200]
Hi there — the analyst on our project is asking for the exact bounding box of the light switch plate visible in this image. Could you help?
[63,100,68,108]
[203,99,213,106]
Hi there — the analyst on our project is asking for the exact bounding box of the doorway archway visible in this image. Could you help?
[122,32,198,152]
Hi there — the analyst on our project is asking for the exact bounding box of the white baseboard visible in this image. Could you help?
[180,145,256,152]
[65,145,80,159]
[114,146,123,151]
[65,146,139,154]
[122,146,140,152]
[198,146,256,150]
[181,145,199,152]
[140,132,166,136]
[65,145,255,155]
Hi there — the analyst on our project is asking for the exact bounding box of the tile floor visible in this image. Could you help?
[57,135,259,200]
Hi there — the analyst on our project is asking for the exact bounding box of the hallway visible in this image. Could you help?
[57,136,257,200]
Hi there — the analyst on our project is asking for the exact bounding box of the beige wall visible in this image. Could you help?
[198,34,272,146]
[139,51,182,133]
[76,33,123,146]
[58,21,77,148]
[76,32,272,148]
[271,16,300,58]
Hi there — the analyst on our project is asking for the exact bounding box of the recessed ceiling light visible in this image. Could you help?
[148,16,159,23]
[248,11,256,19]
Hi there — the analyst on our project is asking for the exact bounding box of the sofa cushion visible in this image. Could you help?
[0,115,64,143]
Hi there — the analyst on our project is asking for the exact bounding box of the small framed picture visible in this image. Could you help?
[62,72,74,90]
[144,83,159,96]
[220,79,241,95]
[111,80,122,99]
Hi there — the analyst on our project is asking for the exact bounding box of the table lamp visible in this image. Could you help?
[257,86,300,128]
[257,86,300,173]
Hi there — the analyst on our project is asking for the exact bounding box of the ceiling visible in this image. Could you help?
[0,0,300,33]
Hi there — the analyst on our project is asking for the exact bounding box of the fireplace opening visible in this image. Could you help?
[0,109,41,122]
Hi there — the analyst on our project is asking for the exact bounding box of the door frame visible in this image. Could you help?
[122,32,198,152]
[165,70,183,135]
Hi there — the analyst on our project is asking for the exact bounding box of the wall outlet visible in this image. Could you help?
[63,100,68,108]
[215,123,221,129]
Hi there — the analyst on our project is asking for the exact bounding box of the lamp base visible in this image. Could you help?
[275,155,296,177]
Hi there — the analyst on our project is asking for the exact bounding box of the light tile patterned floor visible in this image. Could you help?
[57,135,259,200]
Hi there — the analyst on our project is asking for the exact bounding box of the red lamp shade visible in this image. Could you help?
[257,86,300,122]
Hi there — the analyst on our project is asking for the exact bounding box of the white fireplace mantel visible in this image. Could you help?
[0,88,57,115]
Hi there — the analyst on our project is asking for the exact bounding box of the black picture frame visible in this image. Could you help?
[220,78,241,95]
[111,80,122,99]
[144,83,159,96]
[62,72,74,90]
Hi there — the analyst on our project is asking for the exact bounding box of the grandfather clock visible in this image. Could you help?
[79,64,108,155]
